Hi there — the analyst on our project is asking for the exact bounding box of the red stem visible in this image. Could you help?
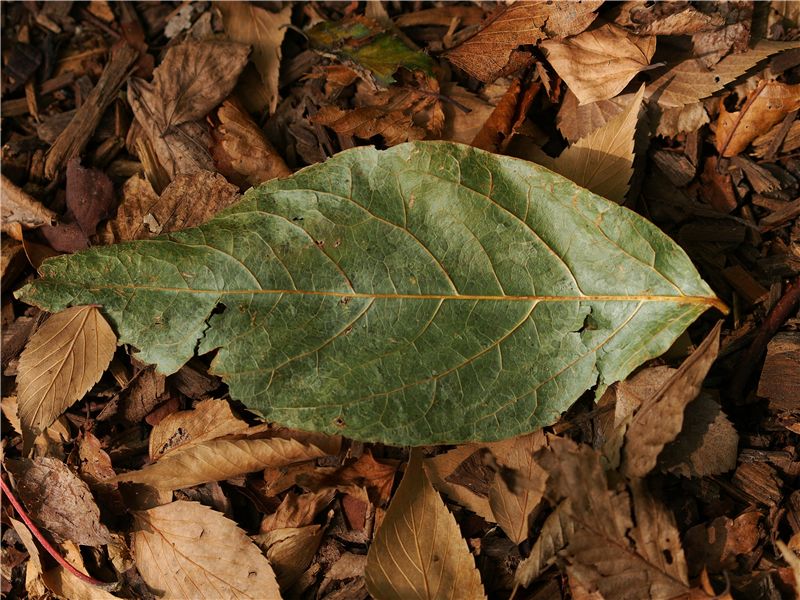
[0,476,107,587]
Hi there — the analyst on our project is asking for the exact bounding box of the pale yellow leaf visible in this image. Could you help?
[550,85,644,203]
[218,1,292,114]
[253,525,325,589]
[113,437,326,490]
[542,24,655,105]
[16,305,116,449]
[366,450,485,600]
[133,501,282,599]
[646,40,800,109]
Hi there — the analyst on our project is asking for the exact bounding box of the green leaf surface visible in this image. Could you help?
[17,142,723,445]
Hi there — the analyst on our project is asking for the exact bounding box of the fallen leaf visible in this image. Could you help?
[5,457,111,546]
[300,451,397,506]
[699,156,737,213]
[646,40,799,108]
[471,79,540,153]
[133,500,281,599]
[110,170,240,242]
[0,174,56,233]
[64,158,115,236]
[253,524,326,589]
[211,99,291,189]
[16,305,116,447]
[541,24,655,105]
[17,142,723,446]
[424,444,495,522]
[128,41,250,179]
[365,449,486,600]
[440,82,498,145]
[654,102,710,138]
[112,437,326,490]
[556,90,633,143]
[684,512,762,575]
[312,105,425,146]
[690,2,753,68]
[394,6,484,28]
[620,4,726,36]
[40,541,120,600]
[716,80,800,157]
[218,2,292,114]
[261,489,336,532]
[549,85,645,203]
[514,500,574,586]
[8,518,46,598]
[621,322,722,478]
[444,1,601,82]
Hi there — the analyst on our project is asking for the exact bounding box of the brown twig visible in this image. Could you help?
[0,476,107,587]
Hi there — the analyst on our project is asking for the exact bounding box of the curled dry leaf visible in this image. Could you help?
[253,525,326,589]
[424,444,495,523]
[0,173,56,233]
[621,322,722,478]
[133,500,281,599]
[715,81,800,157]
[365,450,486,600]
[16,305,116,448]
[211,99,291,189]
[471,79,540,154]
[444,1,601,83]
[549,85,645,203]
[556,90,633,143]
[312,105,425,146]
[111,436,327,491]
[5,457,111,546]
[541,24,655,105]
[217,2,292,114]
[260,489,336,533]
[514,500,574,586]
[646,40,799,109]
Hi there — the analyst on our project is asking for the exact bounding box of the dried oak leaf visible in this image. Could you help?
[5,457,111,546]
[16,305,116,449]
[617,4,725,36]
[128,41,250,180]
[541,23,655,105]
[715,80,800,157]
[133,500,281,599]
[218,1,292,114]
[444,1,602,83]
[365,450,486,600]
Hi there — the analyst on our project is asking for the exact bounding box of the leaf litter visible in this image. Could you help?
[1,2,800,599]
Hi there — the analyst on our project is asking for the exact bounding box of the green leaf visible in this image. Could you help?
[16,142,723,446]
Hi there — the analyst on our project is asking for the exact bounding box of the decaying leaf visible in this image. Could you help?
[424,444,495,522]
[113,436,326,491]
[133,500,281,599]
[646,40,799,108]
[312,105,425,146]
[16,305,116,447]
[1,174,56,233]
[444,1,601,82]
[254,524,326,589]
[621,322,722,478]
[514,501,574,586]
[5,457,111,546]
[17,142,723,446]
[365,450,485,600]
[548,85,645,203]
[541,24,655,105]
[261,489,336,532]
[716,80,800,157]
[8,517,46,598]
[218,2,291,114]
[110,170,240,242]
[471,79,539,154]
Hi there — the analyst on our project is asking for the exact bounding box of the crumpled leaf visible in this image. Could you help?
[444,1,602,83]
[218,2,291,114]
[541,23,655,105]
[17,141,723,446]
[16,305,116,448]
[621,322,722,478]
[253,525,326,589]
[715,80,800,157]
[0,174,56,233]
[128,41,250,180]
[312,105,425,146]
[133,500,282,599]
[548,85,644,203]
[645,40,799,109]
[365,450,485,600]
[5,457,111,546]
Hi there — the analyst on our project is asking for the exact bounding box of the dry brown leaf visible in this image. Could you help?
[261,489,336,532]
[621,322,722,479]
[128,41,250,179]
[716,80,800,157]
[684,512,762,575]
[556,90,633,143]
[0,174,56,233]
[253,525,326,589]
[312,105,425,146]
[133,500,281,599]
[471,79,540,153]
[300,451,397,506]
[646,40,799,108]
[488,431,548,544]
[424,444,495,523]
[41,541,120,600]
[444,1,602,83]
[148,398,249,460]
[514,500,574,587]
[625,5,726,36]
[440,82,500,145]
[112,437,326,490]
[365,449,485,600]
[16,305,116,447]
[395,5,484,28]
[542,24,655,105]
[211,99,291,189]
[217,2,291,114]
[549,85,644,203]
[654,102,710,138]
[5,457,111,546]
[8,517,46,598]
[111,170,240,242]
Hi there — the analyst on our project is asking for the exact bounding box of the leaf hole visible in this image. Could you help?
[333,416,346,428]
[663,549,673,564]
